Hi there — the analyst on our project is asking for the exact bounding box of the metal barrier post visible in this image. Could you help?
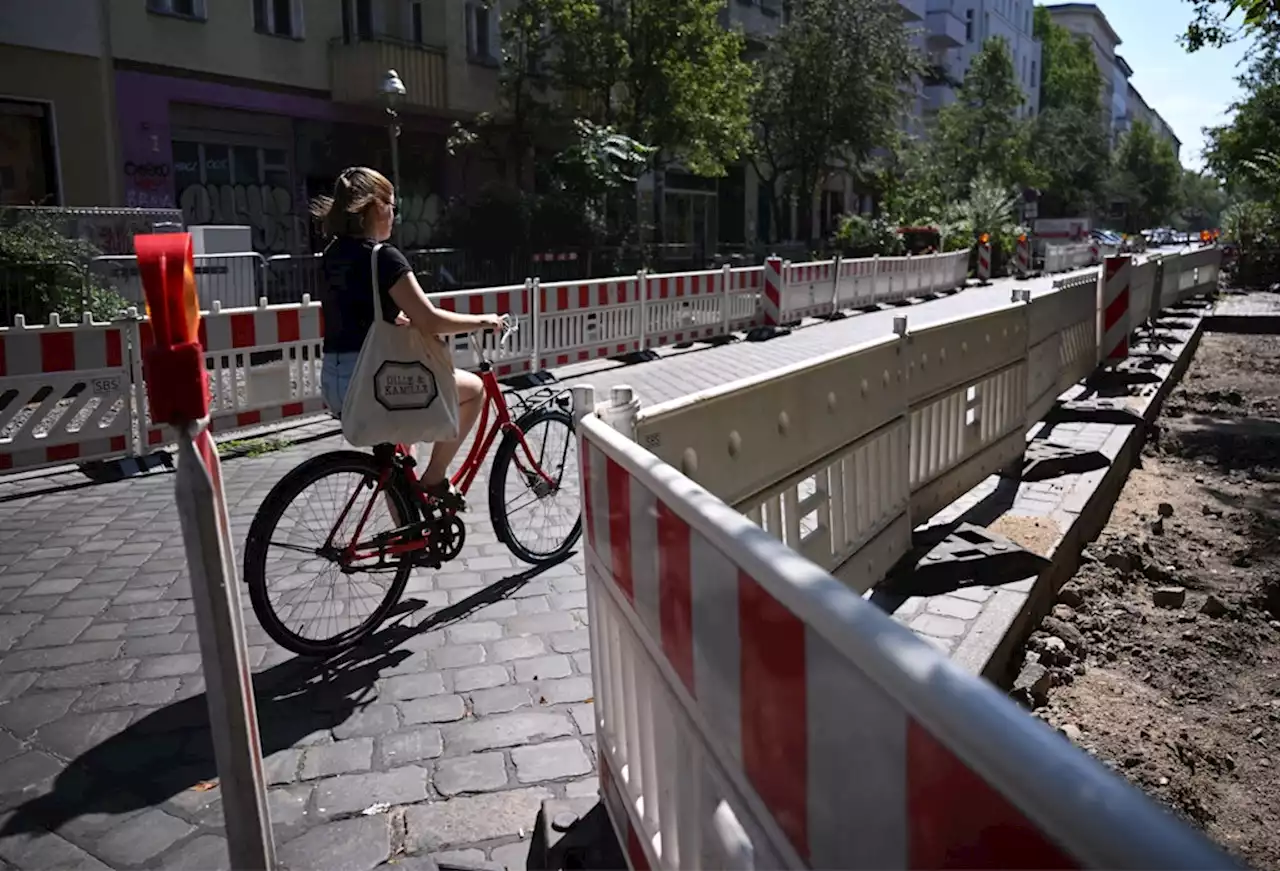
[721,264,732,336]
[134,232,275,871]
[829,254,842,315]
[119,307,147,458]
[636,269,649,352]
[528,278,540,374]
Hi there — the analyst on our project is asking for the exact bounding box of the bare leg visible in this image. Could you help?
[420,369,484,488]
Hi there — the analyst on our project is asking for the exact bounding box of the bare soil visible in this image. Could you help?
[1011,333,1280,870]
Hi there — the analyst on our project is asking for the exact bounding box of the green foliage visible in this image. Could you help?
[0,213,129,324]
[1178,169,1230,231]
[1110,121,1183,233]
[552,119,654,204]
[1030,105,1110,218]
[1204,36,1280,199]
[940,173,1023,256]
[1184,0,1279,50]
[440,120,653,251]
[931,37,1034,199]
[832,213,905,258]
[751,0,923,241]
[1029,8,1110,218]
[879,139,947,228]
[1034,8,1104,116]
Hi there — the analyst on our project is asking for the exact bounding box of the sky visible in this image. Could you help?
[1084,0,1251,171]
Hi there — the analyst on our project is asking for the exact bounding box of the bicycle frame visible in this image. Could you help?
[325,327,571,569]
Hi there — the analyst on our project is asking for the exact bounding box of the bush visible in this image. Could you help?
[1222,199,1280,290]
[0,212,130,325]
[832,214,905,258]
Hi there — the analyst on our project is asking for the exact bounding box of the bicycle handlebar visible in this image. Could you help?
[468,316,518,367]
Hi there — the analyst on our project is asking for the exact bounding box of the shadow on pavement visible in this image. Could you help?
[0,556,569,839]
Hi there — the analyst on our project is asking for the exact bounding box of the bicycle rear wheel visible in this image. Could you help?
[243,450,416,657]
[489,407,582,564]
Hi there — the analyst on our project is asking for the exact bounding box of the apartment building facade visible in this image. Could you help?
[1043,2,1181,157]
[921,0,1042,124]
[0,0,119,207]
[112,0,507,253]
[1,0,504,252]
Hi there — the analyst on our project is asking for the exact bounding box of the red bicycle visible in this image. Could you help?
[243,322,581,656]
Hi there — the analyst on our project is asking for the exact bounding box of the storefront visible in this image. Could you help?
[115,69,449,254]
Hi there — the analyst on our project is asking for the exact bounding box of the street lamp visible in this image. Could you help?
[381,69,406,222]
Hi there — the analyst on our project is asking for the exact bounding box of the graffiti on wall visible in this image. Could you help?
[395,193,442,249]
[123,161,175,209]
[178,183,297,253]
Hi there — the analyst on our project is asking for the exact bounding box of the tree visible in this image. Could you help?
[1203,35,1280,197]
[1177,169,1229,231]
[1184,0,1280,50]
[1110,121,1183,233]
[1028,8,1110,218]
[449,0,752,246]
[1034,7,1103,115]
[931,37,1034,200]
[751,0,922,242]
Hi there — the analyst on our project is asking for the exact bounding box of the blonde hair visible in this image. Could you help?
[310,166,394,237]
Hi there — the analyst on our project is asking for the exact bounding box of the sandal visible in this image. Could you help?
[421,478,467,512]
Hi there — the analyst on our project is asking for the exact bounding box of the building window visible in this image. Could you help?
[965,8,973,42]
[412,1,424,43]
[1031,59,1037,88]
[253,0,304,39]
[147,0,207,19]
[172,140,295,251]
[466,1,500,64]
[0,100,60,206]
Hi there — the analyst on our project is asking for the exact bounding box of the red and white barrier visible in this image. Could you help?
[762,256,784,329]
[437,281,538,377]
[1099,255,1132,364]
[0,314,134,474]
[976,242,992,283]
[575,391,1231,870]
[2,247,1205,479]
[140,297,325,451]
[1015,236,1031,276]
[533,275,644,368]
[782,260,837,322]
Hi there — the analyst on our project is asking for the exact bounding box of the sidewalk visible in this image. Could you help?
[0,272,1048,870]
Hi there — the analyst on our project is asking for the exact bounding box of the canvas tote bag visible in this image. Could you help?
[340,243,460,447]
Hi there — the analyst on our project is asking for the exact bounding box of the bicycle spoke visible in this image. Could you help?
[498,412,580,560]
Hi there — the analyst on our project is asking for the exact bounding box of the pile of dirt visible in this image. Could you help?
[1010,333,1280,870]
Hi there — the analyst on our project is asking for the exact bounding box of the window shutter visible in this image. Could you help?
[291,0,305,37]
[488,1,501,61]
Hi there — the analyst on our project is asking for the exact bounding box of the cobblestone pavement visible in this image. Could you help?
[0,275,1041,870]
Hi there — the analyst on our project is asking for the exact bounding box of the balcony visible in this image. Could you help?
[899,0,926,22]
[330,36,447,112]
[925,9,965,48]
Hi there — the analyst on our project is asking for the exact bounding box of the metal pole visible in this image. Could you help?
[387,106,402,224]
[134,233,275,870]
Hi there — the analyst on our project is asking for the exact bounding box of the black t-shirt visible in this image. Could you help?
[320,236,414,354]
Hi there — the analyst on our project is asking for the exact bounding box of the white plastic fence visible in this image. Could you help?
[0,249,1218,478]
[575,391,1232,870]
[1043,243,1093,273]
[573,248,1232,870]
[596,249,1221,593]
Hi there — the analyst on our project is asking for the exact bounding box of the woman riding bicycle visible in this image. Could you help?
[312,167,504,511]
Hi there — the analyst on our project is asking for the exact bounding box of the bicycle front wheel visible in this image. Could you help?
[243,450,416,657]
[489,407,582,564]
